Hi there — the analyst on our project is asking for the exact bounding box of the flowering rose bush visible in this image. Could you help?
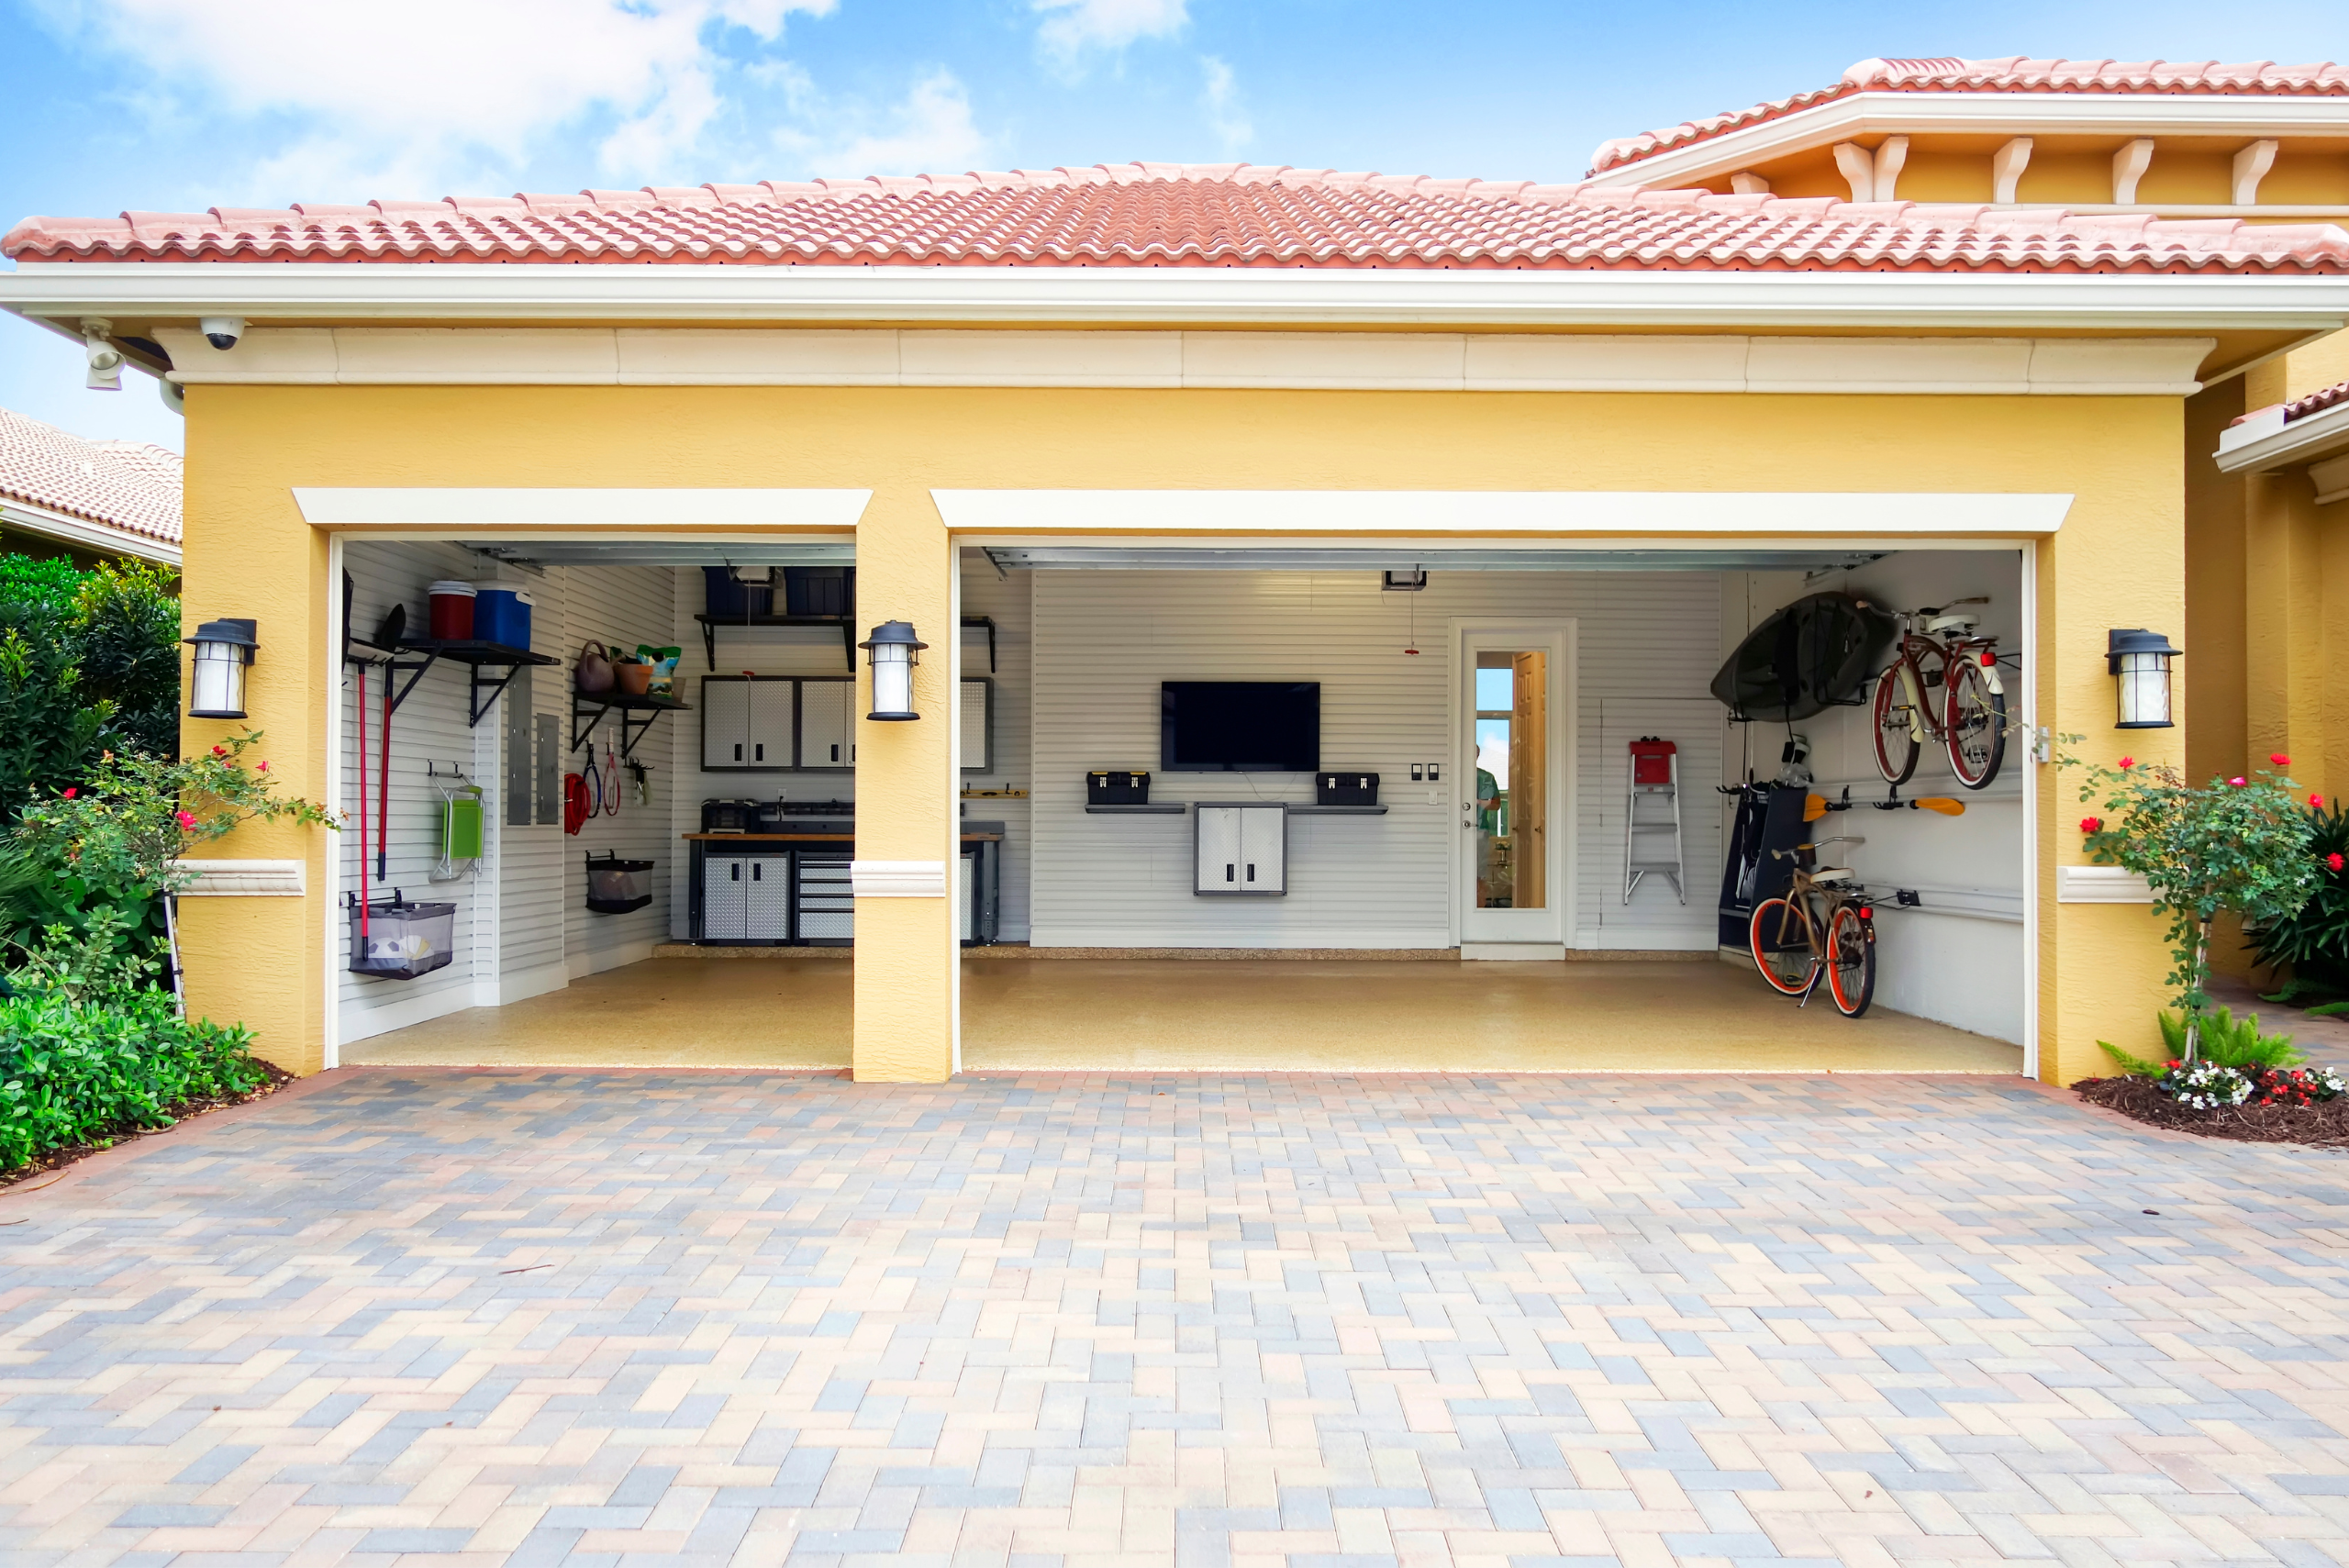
[2065,743,2316,1059]
[2250,793,2349,1003]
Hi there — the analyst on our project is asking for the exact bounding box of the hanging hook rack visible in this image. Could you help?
[426,761,469,782]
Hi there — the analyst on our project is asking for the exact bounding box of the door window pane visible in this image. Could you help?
[1474,651,1545,909]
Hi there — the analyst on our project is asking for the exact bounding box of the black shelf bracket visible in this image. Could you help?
[573,696,689,762]
[962,615,996,673]
[696,614,856,673]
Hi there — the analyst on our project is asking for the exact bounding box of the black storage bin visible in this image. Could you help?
[347,894,457,980]
[1087,770,1150,805]
[783,566,854,617]
[703,566,773,617]
[702,797,758,832]
[585,854,656,915]
[1317,772,1379,806]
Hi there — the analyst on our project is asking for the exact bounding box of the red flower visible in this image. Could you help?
[2118,756,2134,769]
[2080,817,2103,833]
[61,788,75,799]
[2230,777,2248,787]
[211,745,226,757]
[2329,853,2344,873]
[2315,795,2327,808]
[2273,753,2292,766]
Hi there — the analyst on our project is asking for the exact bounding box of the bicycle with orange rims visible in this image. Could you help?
[1748,840,1876,1018]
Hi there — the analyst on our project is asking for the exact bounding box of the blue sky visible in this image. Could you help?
[4,0,2343,450]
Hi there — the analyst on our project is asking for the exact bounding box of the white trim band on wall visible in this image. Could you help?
[292,487,871,530]
[150,328,2214,396]
[2056,865,2154,903]
[931,490,2073,536]
[175,859,306,896]
[852,860,949,898]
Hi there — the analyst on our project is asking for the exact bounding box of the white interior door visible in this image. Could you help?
[1458,623,1573,946]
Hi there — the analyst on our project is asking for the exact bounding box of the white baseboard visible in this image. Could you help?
[1462,942,1567,961]
[569,939,658,979]
[1576,930,1719,951]
[493,961,572,1006]
[337,976,482,1044]
[1028,927,1452,950]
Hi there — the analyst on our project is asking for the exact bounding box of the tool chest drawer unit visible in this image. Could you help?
[685,823,1003,946]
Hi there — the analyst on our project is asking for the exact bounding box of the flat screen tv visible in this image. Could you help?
[1161,682,1320,773]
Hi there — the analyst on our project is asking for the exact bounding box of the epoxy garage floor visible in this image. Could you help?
[5,1069,2347,1567]
[344,955,2021,1073]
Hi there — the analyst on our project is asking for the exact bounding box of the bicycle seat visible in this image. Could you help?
[1925,611,1980,634]
[1811,867,1856,884]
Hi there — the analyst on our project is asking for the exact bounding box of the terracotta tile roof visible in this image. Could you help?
[0,406,182,551]
[1591,56,2349,173]
[2288,381,2349,422]
[6,166,2345,275]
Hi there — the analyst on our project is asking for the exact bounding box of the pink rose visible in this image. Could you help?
[2230,777,2247,787]
[2118,757,2133,769]
[256,761,267,772]
[2080,817,2102,834]
[174,811,195,830]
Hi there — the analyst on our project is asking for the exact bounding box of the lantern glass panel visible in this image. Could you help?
[191,642,247,718]
[2115,651,2171,728]
[871,649,914,718]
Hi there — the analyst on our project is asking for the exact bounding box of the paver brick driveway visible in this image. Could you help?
[4,1069,2349,1568]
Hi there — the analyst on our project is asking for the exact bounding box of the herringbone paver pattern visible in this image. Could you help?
[2,1070,2347,1568]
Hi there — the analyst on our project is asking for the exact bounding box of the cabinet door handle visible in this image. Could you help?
[752,863,762,881]
[1225,864,1235,883]
[733,743,742,762]
[730,864,740,881]
[1247,863,1255,882]
[830,744,840,762]
[754,744,763,762]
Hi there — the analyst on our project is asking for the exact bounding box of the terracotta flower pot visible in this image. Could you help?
[616,662,653,695]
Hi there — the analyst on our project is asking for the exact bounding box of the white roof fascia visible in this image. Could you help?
[2213,398,2349,473]
[2,263,2345,334]
[1586,91,2349,189]
[0,498,180,564]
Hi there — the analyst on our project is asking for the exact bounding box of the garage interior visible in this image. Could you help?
[333,538,2029,1074]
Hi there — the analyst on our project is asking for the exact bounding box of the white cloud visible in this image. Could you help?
[1031,0,1186,69]
[39,0,838,193]
[773,70,988,178]
[1199,55,1250,152]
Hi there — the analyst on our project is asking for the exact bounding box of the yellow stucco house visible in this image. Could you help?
[4,55,2347,1084]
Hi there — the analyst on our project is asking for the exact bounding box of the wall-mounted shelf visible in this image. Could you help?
[573,691,691,761]
[1085,803,1187,815]
[1293,805,1389,815]
[693,613,854,672]
[962,615,996,673]
[351,639,556,727]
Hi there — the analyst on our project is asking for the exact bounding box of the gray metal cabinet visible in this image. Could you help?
[796,852,853,943]
[960,678,992,773]
[743,857,789,940]
[1195,803,1287,895]
[701,676,794,771]
[702,854,751,937]
[799,678,852,771]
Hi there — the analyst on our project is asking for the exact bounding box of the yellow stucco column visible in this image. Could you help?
[2038,450,2189,1085]
[850,488,959,1082]
[177,400,334,1075]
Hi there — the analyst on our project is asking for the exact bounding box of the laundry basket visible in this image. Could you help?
[584,853,656,915]
[347,893,457,980]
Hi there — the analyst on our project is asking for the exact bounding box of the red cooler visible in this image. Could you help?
[426,581,475,640]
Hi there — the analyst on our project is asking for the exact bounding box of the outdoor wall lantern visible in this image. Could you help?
[859,620,928,722]
[2108,628,2181,729]
[186,617,258,720]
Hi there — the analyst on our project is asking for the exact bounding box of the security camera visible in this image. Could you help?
[80,318,122,392]
[200,316,245,351]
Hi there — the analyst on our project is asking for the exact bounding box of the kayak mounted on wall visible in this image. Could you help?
[1711,591,1898,724]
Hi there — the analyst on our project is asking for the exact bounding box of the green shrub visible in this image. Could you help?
[2100,1006,2305,1077]
[72,562,182,761]
[2251,795,2349,997]
[0,989,270,1170]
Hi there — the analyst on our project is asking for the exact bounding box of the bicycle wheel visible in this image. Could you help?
[1871,664,1920,786]
[1750,896,1818,995]
[1943,659,2007,790]
[1824,905,1876,1018]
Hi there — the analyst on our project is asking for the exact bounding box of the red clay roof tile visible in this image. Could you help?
[1591,55,2349,173]
[2288,382,2349,423]
[0,406,181,550]
[6,164,2345,274]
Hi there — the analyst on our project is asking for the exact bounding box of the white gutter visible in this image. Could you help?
[0,497,180,565]
[2214,396,2349,473]
[1585,91,2349,190]
[1,261,2346,333]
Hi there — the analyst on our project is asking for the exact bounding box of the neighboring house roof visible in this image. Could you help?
[6,166,2346,274]
[1590,56,2349,174]
[0,406,182,563]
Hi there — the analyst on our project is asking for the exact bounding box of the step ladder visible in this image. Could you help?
[1624,738,1686,904]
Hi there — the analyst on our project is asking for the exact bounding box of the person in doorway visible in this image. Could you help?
[1476,765,1509,906]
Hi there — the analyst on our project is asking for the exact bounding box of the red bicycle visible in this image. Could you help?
[1749,841,1876,1018]
[1870,598,2007,790]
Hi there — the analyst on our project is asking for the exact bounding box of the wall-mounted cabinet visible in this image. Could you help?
[1195,803,1287,895]
[961,677,993,773]
[701,675,852,772]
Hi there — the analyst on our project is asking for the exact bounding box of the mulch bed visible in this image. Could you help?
[2074,1074,2349,1150]
[0,1062,295,1193]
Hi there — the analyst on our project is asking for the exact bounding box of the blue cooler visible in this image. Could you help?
[473,582,534,648]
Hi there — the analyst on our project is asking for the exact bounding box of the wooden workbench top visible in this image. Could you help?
[685,831,1005,842]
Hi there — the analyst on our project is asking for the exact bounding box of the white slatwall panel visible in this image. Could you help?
[1030,569,1724,950]
[1727,551,2026,1041]
[961,561,1032,940]
[558,564,682,971]
[499,572,566,995]
[338,541,501,1038]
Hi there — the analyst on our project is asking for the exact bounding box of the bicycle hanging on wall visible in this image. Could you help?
[1869,597,2009,790]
